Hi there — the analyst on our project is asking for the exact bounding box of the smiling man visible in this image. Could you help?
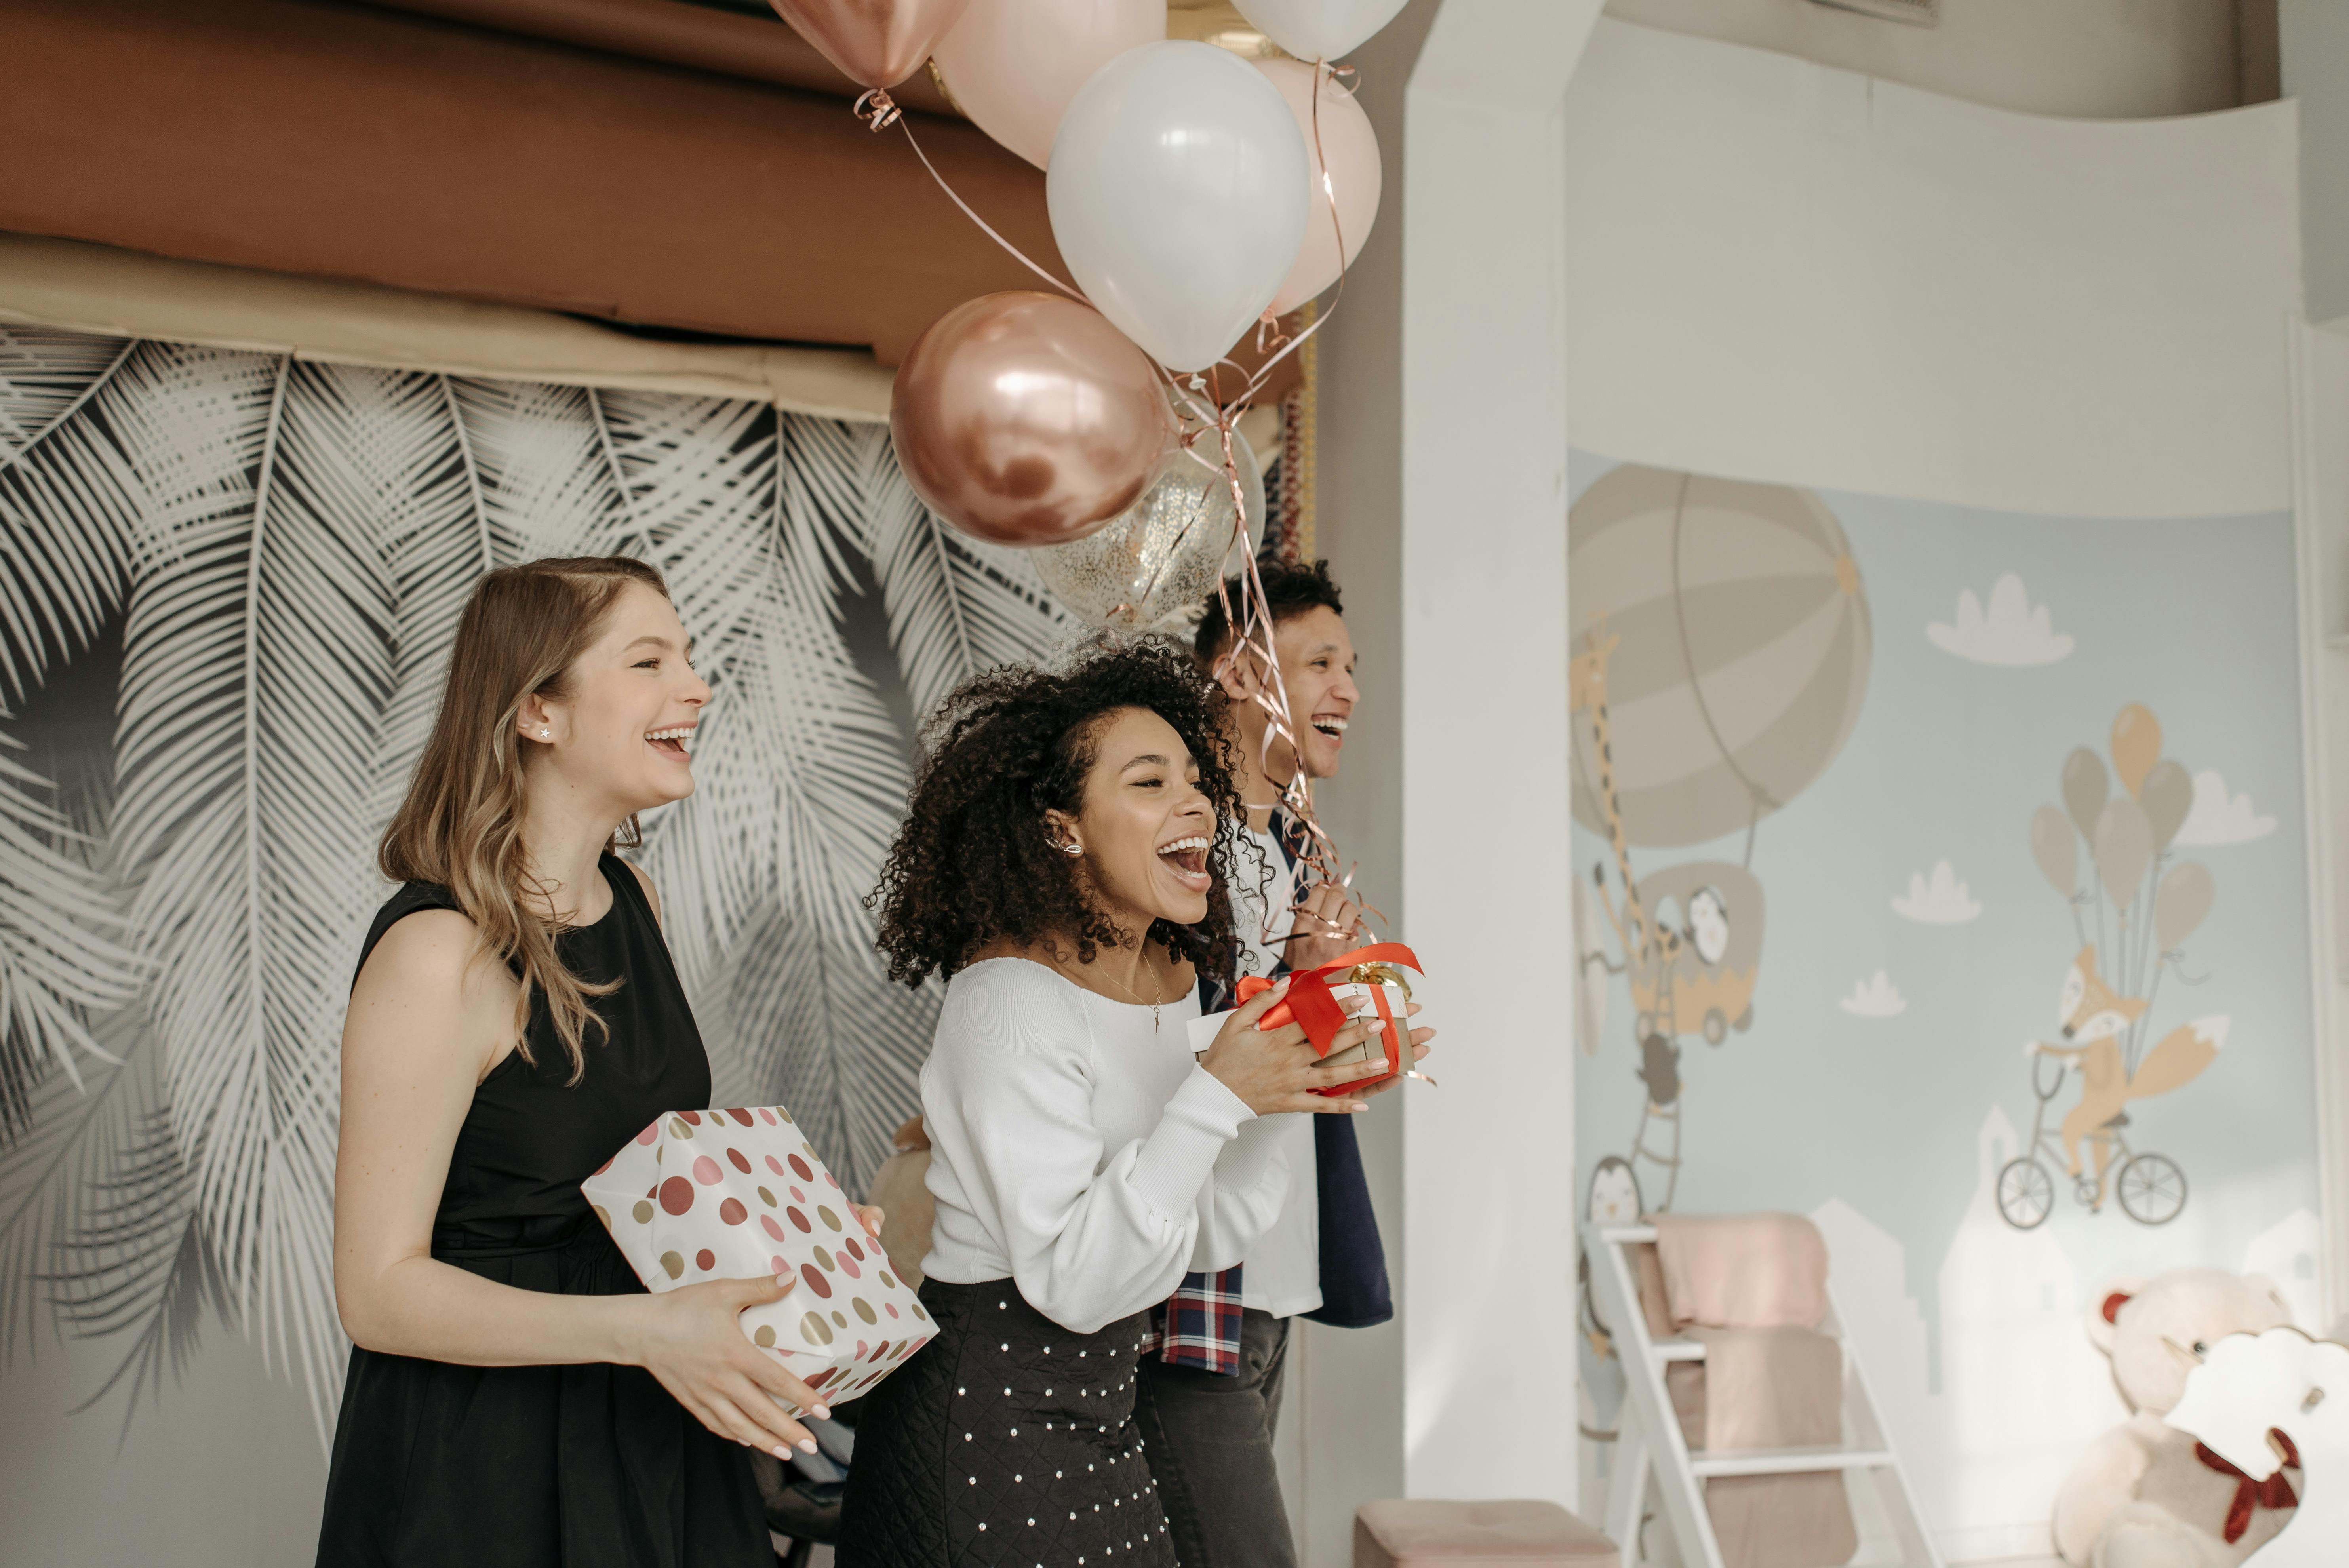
[1132,559,1390,1568]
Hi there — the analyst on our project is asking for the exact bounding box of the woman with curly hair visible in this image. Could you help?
[836,639,1420,1568]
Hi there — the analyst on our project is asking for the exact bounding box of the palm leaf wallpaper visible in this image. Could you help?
[0,325,1068,1445]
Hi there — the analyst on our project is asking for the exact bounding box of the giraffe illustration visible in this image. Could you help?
[1574,623,1689,1206]
[1572,627,1647,961]
[1572,626,1683,993]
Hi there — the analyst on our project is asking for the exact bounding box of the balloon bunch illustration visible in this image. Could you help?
[2001,704,2227,1229]
[2027,704,2218,1032]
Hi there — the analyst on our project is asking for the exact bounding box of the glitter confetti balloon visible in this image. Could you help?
[1034,437,1265,629]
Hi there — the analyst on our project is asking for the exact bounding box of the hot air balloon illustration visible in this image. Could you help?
[1569,464,1873,1208]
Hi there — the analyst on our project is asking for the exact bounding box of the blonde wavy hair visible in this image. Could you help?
[380,556,670,1083]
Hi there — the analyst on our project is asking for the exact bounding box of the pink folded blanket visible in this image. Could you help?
[1637,1215,1855,1568]
[1652,1212,1828,1330]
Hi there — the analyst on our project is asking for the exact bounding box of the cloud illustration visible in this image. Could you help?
[2173,770,2277,845]
[1892,860,1982,924]
[1926,573,2073,666]
[1840,970,1907,1018]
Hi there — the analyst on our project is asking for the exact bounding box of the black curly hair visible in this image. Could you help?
[1194,557,1345,664]
[868,638,1245,988]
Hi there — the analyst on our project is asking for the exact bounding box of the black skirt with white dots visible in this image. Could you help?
[836,1278,1177,1568]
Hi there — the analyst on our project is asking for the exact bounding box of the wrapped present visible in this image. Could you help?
[1185,943,1424,1096]
[583,1106,936,1414]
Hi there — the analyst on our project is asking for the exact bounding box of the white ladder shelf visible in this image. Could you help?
[1582,1222,1945,1568]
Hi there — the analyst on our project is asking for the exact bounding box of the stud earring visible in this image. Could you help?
[539,727,551,738]
[1060,841,1082,856]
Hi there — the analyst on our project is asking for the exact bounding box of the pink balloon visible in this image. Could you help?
[932,0,1165,171]
[1255,59,1381,317]
[764,0,976,91]
[891,291,1175,548]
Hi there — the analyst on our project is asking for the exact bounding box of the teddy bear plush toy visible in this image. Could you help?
[2054,1267,2298,1568]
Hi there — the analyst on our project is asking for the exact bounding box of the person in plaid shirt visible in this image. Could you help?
[1133,562,1426,1568]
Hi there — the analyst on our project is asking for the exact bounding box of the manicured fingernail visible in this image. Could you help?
[799,1438,819,1454]
[813,1404,832,1420]
[774,1445,792,1458]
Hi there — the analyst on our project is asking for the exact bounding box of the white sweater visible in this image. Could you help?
[918,956,1292,1333]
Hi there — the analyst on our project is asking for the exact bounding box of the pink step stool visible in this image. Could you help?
[1355,1500,1620,1568]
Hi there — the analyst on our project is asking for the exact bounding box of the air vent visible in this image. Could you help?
[1809,0,1938,25]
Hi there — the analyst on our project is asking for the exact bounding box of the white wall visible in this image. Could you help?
[1565,17,2300,521]
[1397,0,1601,1511]
[2289,314,2349,1327]
[2282,0,2349,321]
[1605,0,2251,121]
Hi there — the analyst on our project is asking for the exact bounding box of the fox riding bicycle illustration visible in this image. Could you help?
[1995,945,2218,1229]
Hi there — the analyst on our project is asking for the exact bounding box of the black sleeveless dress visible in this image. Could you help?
[314,853,769,1568]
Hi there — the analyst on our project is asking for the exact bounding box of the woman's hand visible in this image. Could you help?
[1287,881,1367,972]
[1350,1001,1433,1101]
[1201,978,1389,1116]
[624,1273,830,1458]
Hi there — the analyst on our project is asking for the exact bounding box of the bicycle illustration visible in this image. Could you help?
[1996,1049,2187,1229]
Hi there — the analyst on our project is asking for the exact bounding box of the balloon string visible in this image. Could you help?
[1178,59,1379,932]
[890,116,1089,303]
[1199,390,1376,933]
[855,89,904,131]
[1233,60,1358,399]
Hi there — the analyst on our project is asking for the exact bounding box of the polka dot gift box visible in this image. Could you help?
[583,1106,936,1413]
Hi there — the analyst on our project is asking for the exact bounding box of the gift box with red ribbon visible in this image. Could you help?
[1186,943,1424,1096]
[583,1106,936,1414]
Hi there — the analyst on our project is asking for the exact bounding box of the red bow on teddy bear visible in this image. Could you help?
[2191,1432,2298,1543]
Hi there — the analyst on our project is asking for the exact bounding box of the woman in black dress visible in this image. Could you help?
[318,557,859,1568]
[836,644,1407,1568]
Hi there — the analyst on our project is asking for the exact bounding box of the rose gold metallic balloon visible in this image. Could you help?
[891,292,1175,548]
[765,0,977,91]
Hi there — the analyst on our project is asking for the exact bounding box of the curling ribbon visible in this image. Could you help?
[1235,943,1423,1094]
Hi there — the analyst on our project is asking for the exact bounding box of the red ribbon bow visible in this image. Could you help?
[2194,1431,2299,1543]
[1235,943,1422,1097]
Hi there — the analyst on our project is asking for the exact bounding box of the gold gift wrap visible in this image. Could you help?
[1317,966,1412,1075]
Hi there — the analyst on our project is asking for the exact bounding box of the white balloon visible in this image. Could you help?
[1254,58,1381,317]
[1047,42,1310,373]
[1232,0,1409,62]
[931,0,1164,171]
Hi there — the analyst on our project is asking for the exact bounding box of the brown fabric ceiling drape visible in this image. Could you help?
[0,0,1303,395]
[356,0,963,116]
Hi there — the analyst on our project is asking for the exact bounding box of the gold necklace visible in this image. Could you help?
[1070,951,1175,1033]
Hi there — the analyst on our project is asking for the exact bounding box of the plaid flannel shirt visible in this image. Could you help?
[1138,1261,1247,1374]
[1139,958,1249,1373]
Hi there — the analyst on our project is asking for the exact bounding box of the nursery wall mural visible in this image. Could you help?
[1569,455,2320,1562]
[0,325,1073,1452]
[1569,463,1873,1213]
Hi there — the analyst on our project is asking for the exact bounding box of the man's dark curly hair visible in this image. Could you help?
[1194,558,1345,664]
[868,638,1243,988]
